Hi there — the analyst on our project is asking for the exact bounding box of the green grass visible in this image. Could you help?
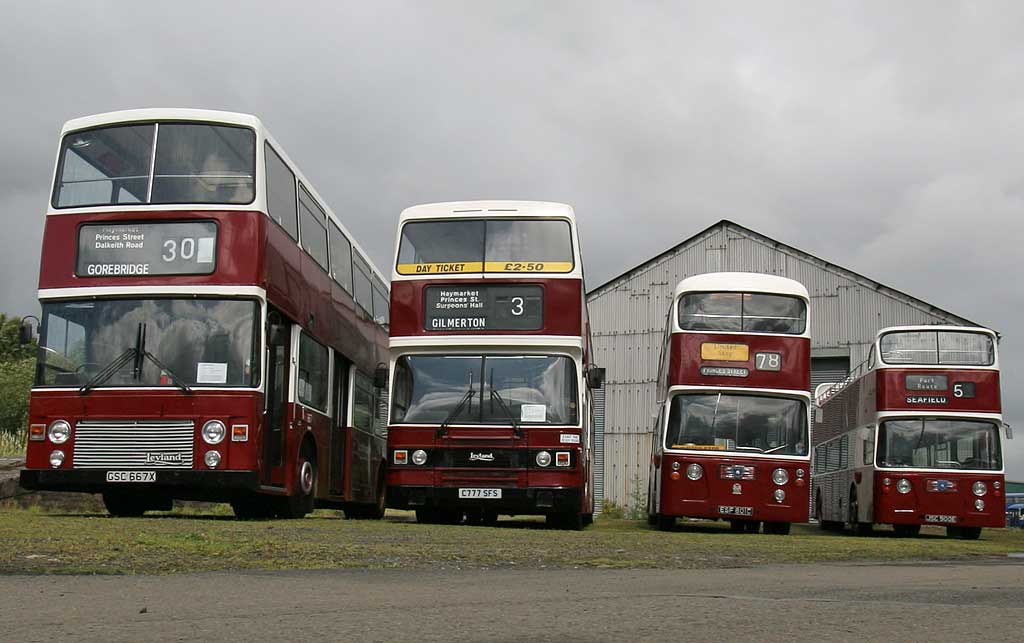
[0,431,25,457]
[1,507,1023,575]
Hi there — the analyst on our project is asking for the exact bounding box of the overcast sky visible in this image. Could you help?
[0,1,1021,476]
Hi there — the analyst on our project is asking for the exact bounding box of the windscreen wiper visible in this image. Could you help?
[489,387,521,439]
[79,323,146,395]
[137,324,193,395]
[438,374,475,438]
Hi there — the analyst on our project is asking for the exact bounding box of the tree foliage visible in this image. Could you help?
[0,314,36,435]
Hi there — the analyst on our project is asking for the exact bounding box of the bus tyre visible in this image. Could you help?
[655,515,675,531]
[280,448,317,519]
[893,524,921,538]
[482,511,499,526]
[744,521,761,534]
[582,513,594,527]
[231,496,275,520]
[729,520,745,533]
[415,508,439,524]
[548,511,584,530]
[949,526,982,540]
[848,494,872,537]
[765,521,791,535]
[647,513,658,526]
[102,492,147,518]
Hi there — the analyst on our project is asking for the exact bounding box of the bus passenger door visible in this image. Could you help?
[262,311,291,486]
[330,355,350,496]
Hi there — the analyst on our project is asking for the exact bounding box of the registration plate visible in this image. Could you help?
[106,471,156,483]
[458,488,502,499]
[719,505,754,516]
[924,514,957,524]
[701,343,749,362]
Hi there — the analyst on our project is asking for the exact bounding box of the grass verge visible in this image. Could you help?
[2,508,1023,575]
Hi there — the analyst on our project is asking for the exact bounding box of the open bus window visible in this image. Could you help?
[34,298,259,388]
[390,354,578,425]
[678,292,806,334]
[666,393,807,456]
[877,419,1001,470]
[879,330,994,366]
[53,122,255,208]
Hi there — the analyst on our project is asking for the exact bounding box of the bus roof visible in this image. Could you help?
[398,201,576,224]
[674,272,809,300]
[59,108,264,135]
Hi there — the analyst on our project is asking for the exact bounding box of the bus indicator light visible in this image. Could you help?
[231,424,249,442]
[394,450,408,465]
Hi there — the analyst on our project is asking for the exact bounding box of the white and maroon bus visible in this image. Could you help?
[813,326,1008,539]
[647,273,811,535]
[20,109,391,519]
[385,201,603,529]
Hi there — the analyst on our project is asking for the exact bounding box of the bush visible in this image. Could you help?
[0,357,33,436]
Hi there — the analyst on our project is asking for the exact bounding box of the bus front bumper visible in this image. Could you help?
[388,485,581,514]
[20,469,260,499]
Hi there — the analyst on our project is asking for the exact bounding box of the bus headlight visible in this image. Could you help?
[536,451,552,467]
[771,468,789,485]
[773,488,786,503]
[972,481,987,497]
[974,498,985,511]
[896,478,912,494]
[686,463,703,480]
[201,420,226,445]
[204,451,221,468]
[412,449,428,466]
[48,420,71,444]
[49,450,65,468]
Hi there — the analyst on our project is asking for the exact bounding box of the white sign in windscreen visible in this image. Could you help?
[77,221,217,277]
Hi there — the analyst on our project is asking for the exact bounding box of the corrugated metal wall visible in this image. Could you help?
[587,222,980,510]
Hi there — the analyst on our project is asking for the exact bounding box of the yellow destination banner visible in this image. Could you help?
[700,342,749,362]
[397,262,483,275]
[482,261,574,273]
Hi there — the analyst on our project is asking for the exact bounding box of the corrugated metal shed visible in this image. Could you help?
[587,220,992,511]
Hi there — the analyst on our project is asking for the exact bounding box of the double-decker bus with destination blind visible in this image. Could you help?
[385,201,604,529]
[647,273,812,535]
[812,326,1009,539]
[20,109,391,519]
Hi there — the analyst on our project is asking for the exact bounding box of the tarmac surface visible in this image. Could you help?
[1,559,1022,642]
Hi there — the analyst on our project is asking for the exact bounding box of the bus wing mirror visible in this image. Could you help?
[373,364,388,389]
[267,323,287,346]
[587,367,606,390]
[18,321,35,345]
[1005,423,1014,440]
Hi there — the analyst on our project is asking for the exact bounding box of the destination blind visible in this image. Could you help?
[424,284,542,331]
[77,221,217,277]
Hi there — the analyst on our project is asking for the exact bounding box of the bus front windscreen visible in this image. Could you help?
[396,219,573,274]
[666,393,808,455]
[877,419,1001,470]
[35,298,259,388]
[391,354,578,425]
[52,122,255,208]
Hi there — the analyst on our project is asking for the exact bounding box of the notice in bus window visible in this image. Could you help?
[521,404,547,422]
[700,343,749,362]
[196,362,228,384]
[397,262,483,275]
[76,221,218,277]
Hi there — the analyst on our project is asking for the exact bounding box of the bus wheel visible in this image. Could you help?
[848,494,872,537]
[482,511,499,526]
[765,521,791,535]
[364,470,387,520]
[582,513,594,527]
[280,448,317,519]
[744,521,761,534]
[647,513,658,526]
[893,524,921,538]
[548,511,584,530]
[102,492,147,518]
[729,520,745,533]
[655,515,675,531]
[464,509,483,526]
[949,526,981,540]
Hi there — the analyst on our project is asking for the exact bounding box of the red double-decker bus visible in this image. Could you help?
[385,201,603,529]
[647,273,811,535]
[812,326,1008,539]
[20,109,391,519]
